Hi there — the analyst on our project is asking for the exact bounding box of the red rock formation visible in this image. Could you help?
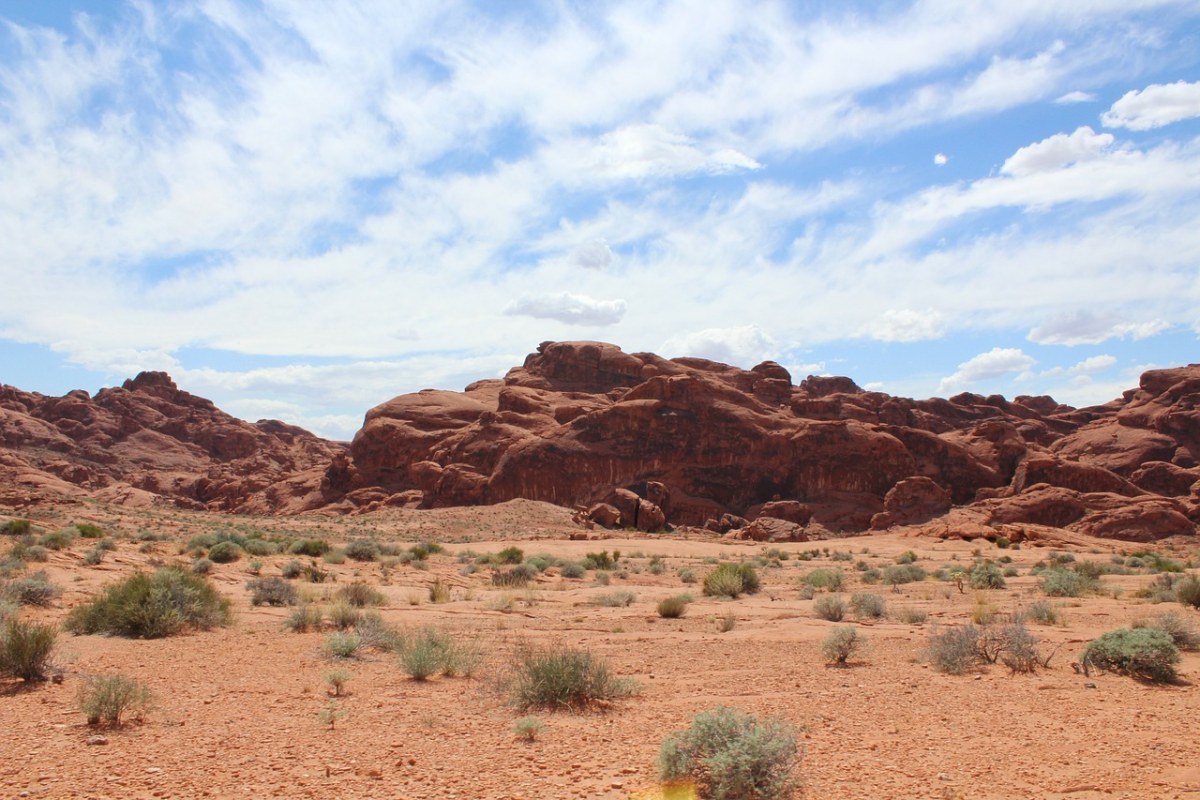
[0,372,344,512]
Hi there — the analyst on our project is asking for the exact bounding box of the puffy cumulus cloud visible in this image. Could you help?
[1055,90,1096,104]
[866,309,944,343]
[660,325,776,368]
[1027,312,1170,345]
[1068,354,1117,375]
[933,153,948,166]
[938,347,1036,394]
[1001,126,1115,176]
[1102,80,1200,130]
[504,292,627,326]
[570,240,613,270]
[589,124,761,180]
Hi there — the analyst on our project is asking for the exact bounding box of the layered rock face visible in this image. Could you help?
[335,341,1200,541]
[0,372,345,513]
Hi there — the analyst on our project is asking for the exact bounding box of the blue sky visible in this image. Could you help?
[2,1,1199,439]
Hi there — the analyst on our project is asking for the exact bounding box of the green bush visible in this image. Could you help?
[1080,628,1179,682]
[1,519,32,536]
[657,595,690,618]
[344,539,381,562]
[496,546,525,565]
[327,600,362,630]
[241,538,277,556]
[1132,612,1199,651]
[78,673,152,726]
[396,626,484,680]
[3,571,60,606]
[703,563,761,599]
[39,529,77,551]
[883,564,925,589]
[0,617,57,681]
[493,564,538,587]
[323,631,361,659]
[582,550,618,570]
[76,523,104,539]
[207,541,243,563]
[821,626,860,665]
[288,539,330,557]
[334,582,386,608]
[1040,568,1097,598]
[812,595,846,622]
[802,568,845,592]
[281,560,304,579]
[508,644,638,710]
[1022,600,1061,626]
[559,562,585,579]
[659,706,800,800]
[247,576,298,607]
[969,562,1005,590]
[849,592,886,619]
[65,568,232,639]
[191,557,213,575]
[1175,576,1200,609]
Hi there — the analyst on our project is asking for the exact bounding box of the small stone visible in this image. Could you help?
[1084,682,1097,689]
[85,735,108,746]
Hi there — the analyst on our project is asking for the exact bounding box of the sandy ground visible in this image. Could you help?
[2,498,1199,799]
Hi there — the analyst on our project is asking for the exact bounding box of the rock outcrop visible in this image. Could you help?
[0,372,345,513]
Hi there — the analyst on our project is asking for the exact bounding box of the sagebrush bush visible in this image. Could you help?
[335,582,386,608]
[0,617,57,681]
[659,706,800,800]
[493,564,538,587]
[206,541,242,563]
[821,626,860,665]
[513,715,544,742]
[1,519,32,536]
[849,592,886,619]
[284,603,323,632]
[883,564,925,589]
[78,673,152,726]
[1023,600,1061,626]
[247,576,297,607]
[39,529,76,551]
[288,539,330,557]
[324,631,361,659]
[429,579,451,604]
[281,560,304,579]
[1040,568,1097,598]
[508,643,638,710]
[657,595,690,618]
[1174,576,1200,609]
[703,563,761,599]
[66,568,231,638]
[927,625,981,674]
[496,546,525,565]
[559,562,585,579]
[3,571,60,607]
[1133,611,1200,651]
[191,557,213,575]
[812,595,846,622]
[802,568,845,592]
[327,600,362,630]
[894,607,928,625]
[344,538,381,562]
[593,590,636,607]
[1080,628,1180,682]
[969,562,1005,590]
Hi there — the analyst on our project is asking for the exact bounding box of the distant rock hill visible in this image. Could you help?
[0,371,345,513]
[2,342,1198,543]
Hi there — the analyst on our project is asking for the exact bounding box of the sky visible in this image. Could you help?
[2,1,1200,441]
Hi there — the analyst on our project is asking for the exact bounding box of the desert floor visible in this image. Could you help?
[2,498,1199,800]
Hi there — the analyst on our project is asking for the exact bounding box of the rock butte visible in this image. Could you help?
[3,340,1199,543]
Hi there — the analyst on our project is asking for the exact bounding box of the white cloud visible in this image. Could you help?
[938,347,1037,394]
[589,124,761,180]
[1068,354,1117,375]
[1055,90,1096,104]
[865,309,944,343]
[1102,80,1200,130]
[933,152,948,166]
[570,240,613,270]
[661,325,776,367]
[1001,126,1115,176]
[504,292,627,326]
[1028,312,1171,345]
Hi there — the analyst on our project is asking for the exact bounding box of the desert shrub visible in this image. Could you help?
[247,576,297,607]
[344,539,381,562]
[703,563,761,599]
[1023,600,1061,626]
[206,541,242,563]
[559,562,585,579]
[1174,576,1200,609]
[82,547,104,566]
[495,546,525,565]
[75,523,104,538]
[191,557,213,575]
[1,519,32,536]
[327,600,362,630]
[288,539,330,557]
[821,625,861,665]
[355,613,402,652]
[0,617,57,681]
[324,631,361,659]
[78,673,152,726]
[39,529,76,551]
[883,564,925,590]
[335,582,386,608]
[325,669,351,696]
[247,559,263,575]
[396,626,484,679]
[508,643,638,710]
[429,579,451,604]
[969,562,1005,590]
[1132,612,1200,651]
[1040,568,1097,598]
[493,564,538,587]
[812,595,846,622]
[323,549,346,565]
[894,607,928,625]
[657,595,690,618]
[408,541,445,560]
[593,590,636,607]
[593,571,611,586]
[23,545,49,563]
[281,560,304,579]
[849,592,886,619]
[0,598,16,623]
[513,715,544,742]
[896,550,918,564]
[928,625,981,674]
[66,568,232,638]
[302,562,329,583]
[241,538,277,556]
[1080,628,1179,682]
[284,603,323,632]
[802,568,845,592]
[3,571,60,606]
[659,706,800,800]
[994,622,1043,674]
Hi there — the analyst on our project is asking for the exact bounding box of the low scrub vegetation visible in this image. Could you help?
[78,673,152,726]
[0,617,57,682]
[247,576,297,607]
[396,626,484,680]
[508,643,638,710]
[659,706,800,800]
[812,595,846,622]
[927,621,1052,675]
[66,568,231,638]
[1080,628,1180,683]
[821,626,861,665]
[656,595,690,618]
[703,563,760,598]
[2,571,60,607]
